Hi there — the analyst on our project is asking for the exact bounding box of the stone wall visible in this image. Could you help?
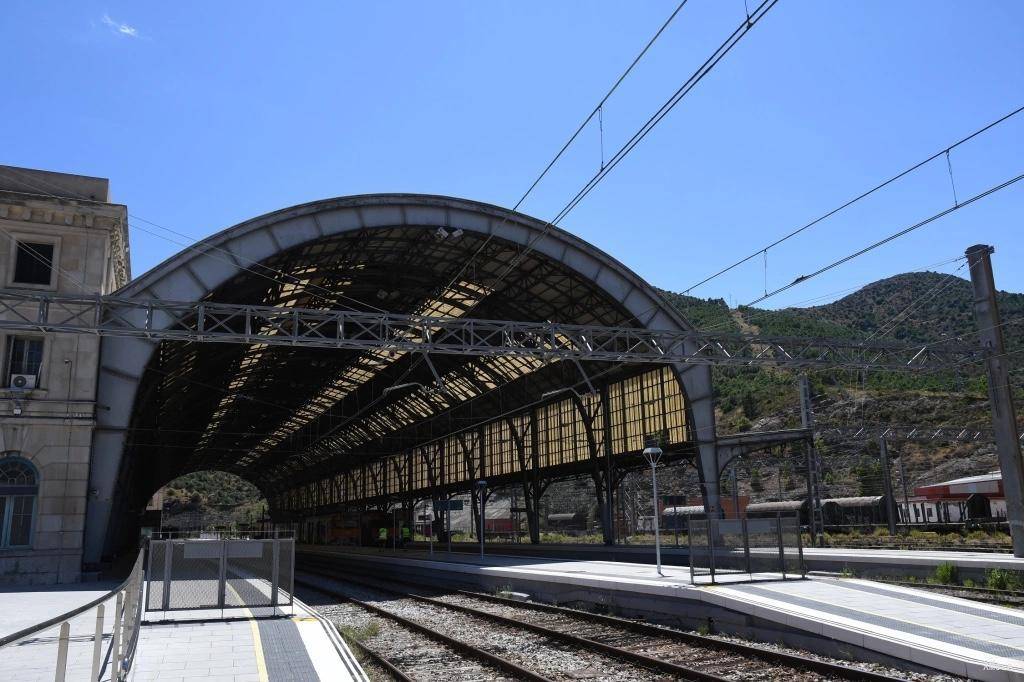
[0,165,128,584]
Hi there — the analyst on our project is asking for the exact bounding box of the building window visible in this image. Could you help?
[13,241,55,286]
[5,336,44,387]
[0,456,38,548]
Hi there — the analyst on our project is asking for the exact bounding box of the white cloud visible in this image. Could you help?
[101,13,139,38]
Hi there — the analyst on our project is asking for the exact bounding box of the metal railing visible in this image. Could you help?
[0,548,145,681]
[149,529,293,540]
[687,514,805,585]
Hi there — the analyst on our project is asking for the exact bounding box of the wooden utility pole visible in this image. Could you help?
[966,245,1024,557]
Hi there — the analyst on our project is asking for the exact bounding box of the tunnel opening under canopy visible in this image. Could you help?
[91,195,717,562]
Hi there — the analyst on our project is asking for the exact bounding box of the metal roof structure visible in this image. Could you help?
[86,194,720,561]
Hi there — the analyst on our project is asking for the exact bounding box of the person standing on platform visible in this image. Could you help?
[377,526,388,549]
[401,524,411,549]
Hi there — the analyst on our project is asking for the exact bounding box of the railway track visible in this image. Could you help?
[298,559,912,681]
[297,577,539,681]
[298,573,694,681]
[872,579,1024,607]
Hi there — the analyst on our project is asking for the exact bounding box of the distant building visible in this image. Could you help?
[0,165,129,583]
[898,471,1005,524]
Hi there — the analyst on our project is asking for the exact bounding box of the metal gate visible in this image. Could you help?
[687,514,804,585]
[146,535,294,612]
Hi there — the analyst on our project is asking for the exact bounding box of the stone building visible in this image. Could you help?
[0,165,129,584]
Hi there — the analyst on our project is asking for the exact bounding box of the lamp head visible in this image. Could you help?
[642,446,663,465]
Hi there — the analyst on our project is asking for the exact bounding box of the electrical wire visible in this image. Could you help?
[681,104,1024,296]
[0,227,92,293]
[0,169,389,313]
[494,0,778,288]
[862,259,970,341]
[287,2,778,460]
[743,171,1024,306]
[427,0,694,305]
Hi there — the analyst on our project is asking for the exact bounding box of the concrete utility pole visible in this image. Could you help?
[966,244,1024,557]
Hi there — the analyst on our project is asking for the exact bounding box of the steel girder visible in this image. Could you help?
[0,289,984,371]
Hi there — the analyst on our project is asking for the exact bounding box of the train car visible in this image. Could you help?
[546,512,588,531]
[746,500,807,524]
[661,505,706,531]
[820,496,886,527]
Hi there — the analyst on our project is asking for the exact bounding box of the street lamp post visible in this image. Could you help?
[475,480,487,559]
[643,446,665,577]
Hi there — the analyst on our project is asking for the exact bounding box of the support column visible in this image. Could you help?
[799,375,823,545]
[601,384,615,545]
[966,244,1024,557]
[879,439,897,535]
[675,365,721,518]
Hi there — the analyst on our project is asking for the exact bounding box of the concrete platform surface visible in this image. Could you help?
[0,580,118,640]
[407,540,1024,575]
[131,595,365,682]
[0,581,121,681]
[302,546,1024,681]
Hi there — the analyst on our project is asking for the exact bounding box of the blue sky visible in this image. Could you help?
[3,1,1022,308]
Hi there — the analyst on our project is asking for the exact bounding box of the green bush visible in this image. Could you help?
[986,569,1024,591]
[933,562,959,585]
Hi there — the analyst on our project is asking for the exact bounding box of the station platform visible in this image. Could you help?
[405,540,1024,579]
[0,578,366,681]
[131,597,363,682]
[301,545,1024,681]
[0,581,120,682]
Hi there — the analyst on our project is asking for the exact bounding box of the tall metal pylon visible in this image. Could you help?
[799,375,824,545]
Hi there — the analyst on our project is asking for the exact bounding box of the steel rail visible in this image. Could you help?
[301,567,735,682]
[344,638,414,682]
[301,554,906,682]
[0,289,983,371]
[294,576,554,682]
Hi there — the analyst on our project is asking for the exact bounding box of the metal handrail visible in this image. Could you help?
[0,547,146,681]
[0,555,135,648]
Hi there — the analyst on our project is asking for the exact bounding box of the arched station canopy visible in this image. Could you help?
[85,194,719,561]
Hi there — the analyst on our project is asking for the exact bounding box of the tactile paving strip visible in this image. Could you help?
[740,584,1024,661]
[258,617,321,681]
[827,579,1024,627]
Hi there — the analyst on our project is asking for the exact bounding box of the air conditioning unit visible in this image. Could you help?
[9,374,37,390]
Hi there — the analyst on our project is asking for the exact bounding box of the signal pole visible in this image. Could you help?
[966,245,1024,557]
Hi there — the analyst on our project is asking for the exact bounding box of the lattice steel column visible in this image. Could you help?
[879,439,898,535]
[800,375,824,545]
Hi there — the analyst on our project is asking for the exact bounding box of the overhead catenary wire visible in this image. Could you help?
[862,259,971,341]
[494,0,779,288]
[680,104,1024,296]
[286,1,779,458]
[0,3,696,316]
[743,171,1024,306]
[428,0,693,303]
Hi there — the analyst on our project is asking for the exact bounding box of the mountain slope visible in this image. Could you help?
[737,271,1024,347]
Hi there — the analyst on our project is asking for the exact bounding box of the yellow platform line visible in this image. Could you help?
[225,581,270,682]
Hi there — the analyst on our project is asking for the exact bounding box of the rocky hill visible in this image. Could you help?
[656,271,1023,504]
